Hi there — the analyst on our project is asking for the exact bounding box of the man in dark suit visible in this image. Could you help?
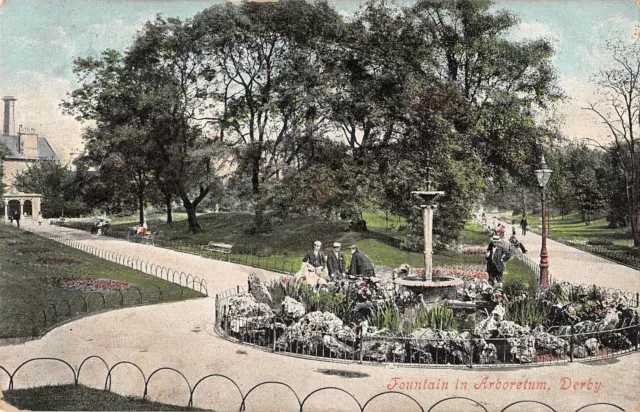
[348,245,375,278]
[302,240,326,269]
[327,242,346,280]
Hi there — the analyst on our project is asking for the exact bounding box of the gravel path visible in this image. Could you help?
[0,220,638,411]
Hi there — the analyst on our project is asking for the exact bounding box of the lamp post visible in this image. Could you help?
[534,155,553,288]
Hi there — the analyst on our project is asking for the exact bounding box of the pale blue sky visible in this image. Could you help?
[0,0,638,159]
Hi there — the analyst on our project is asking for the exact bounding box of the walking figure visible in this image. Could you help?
[520,217,528,236]
[486,235,512,288]
[13,210,20,228]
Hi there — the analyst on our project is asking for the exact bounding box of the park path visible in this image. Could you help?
[0,219,638,411]
[488,215,640,293]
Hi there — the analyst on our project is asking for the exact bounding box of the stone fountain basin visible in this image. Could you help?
[395,276,463,287]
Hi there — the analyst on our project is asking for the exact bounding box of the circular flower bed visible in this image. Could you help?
[41,277,131,292]
[219,264,640,366]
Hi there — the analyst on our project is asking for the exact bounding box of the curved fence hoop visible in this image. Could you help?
[427,396,488,412]
[148,285,163,301]
[44,303,58,324]
[10,357,77,391]
[160,267,168,280]
[362,391,424,412]
[241,381,301,411]
[56,300,72,318]
[0,365,11,389]
[190,374,244,408]
[105,361,147,394]
[86,292,106,311]
[0,313,37,336]
[574,403,625,412]
[300,387,363,411]
[501,400,556,412]
[76,355,110,386]
[145,367,193,401]
[70,295,88,313]
[115,289,124,306]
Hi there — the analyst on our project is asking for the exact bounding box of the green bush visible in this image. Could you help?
[505,298,549,328]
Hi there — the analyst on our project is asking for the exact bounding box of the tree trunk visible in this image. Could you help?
[251,154,269,232]
[165,195,173,224]
[183,200,201,233]
[138,186,144,226]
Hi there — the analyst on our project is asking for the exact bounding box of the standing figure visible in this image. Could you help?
[327,242,346,280]
[348,245,375,278]
[497,224,506,239]
[13,210,20,228]
[509,233,528,254]
[520,217,528,236]
[303,240,326,271]
[486,235,512,287]
[37,212,43,226]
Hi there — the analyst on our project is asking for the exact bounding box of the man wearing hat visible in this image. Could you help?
[348,245,375,278]
[303,240,326,269]
[327,242,346,280]
[486,235,512,287]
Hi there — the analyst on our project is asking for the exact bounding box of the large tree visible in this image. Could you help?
[584,40,640,245]
[190,0,344,231]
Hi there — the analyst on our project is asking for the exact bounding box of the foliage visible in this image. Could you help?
[504,298,550,328]
[411,303,458,332]
[370,302,403,334]
[502,279,530,299]
[15,161,91,218]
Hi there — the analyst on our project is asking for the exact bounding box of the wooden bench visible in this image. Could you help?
[201,242,233,254]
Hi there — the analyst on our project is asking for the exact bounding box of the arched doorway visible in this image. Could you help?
[7,200,20,217]
[23,200,32,217]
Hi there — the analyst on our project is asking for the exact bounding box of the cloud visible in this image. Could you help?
[556,75,614,144]
[6,36,42,47]
[8,71,84,164]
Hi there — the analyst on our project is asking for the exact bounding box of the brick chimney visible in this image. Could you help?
[2,96,16,135]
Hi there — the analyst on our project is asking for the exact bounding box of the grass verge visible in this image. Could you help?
[0,225,203,339]
[3,385,204,411]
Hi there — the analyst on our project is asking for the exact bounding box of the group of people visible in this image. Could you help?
[301,240,375,283]
[8,211,43,228]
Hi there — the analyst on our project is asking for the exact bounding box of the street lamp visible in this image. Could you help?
[534,155,553,288]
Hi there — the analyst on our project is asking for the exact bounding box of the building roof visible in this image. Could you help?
[0,134,59,161]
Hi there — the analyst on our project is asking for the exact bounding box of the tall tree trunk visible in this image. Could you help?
[251,154,268,232]
[138,178,145,226]
[184,203,200,233]
[165,195,173,224]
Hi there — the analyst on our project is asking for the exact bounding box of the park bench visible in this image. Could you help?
[201,242,233,254]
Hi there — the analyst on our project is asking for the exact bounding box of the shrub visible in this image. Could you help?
[505,298,549,328]
[586,239,614,246]
[369,302,402,334]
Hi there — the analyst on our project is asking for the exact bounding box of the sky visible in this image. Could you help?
[0,0,638,163]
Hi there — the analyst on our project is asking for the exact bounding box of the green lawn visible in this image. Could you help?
[3,385,204,411]
[0,225,203,339]
[131,211,537,293]
[516,211,633,246]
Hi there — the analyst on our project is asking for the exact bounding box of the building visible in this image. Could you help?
[1,96,60,219]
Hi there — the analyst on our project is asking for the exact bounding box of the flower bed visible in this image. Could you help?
[462,246,487,254]
[433,265,488,280]
[41,277,131,292]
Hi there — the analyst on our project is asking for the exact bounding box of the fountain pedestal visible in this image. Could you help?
[393,182,463,304]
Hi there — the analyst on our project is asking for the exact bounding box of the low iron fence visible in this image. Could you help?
[0,282,189,340]
[214,286,640,368]
[56,223,302,275]
[0,356,630,411]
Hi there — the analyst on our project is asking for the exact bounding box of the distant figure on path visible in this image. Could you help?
[348,245,375,278]
[327,242,346,280]
[37,212,43,226]
[497,224,506,239]
[492,217,497,230]
[520,217,528,236]
[486,235,512,287]
[13,210,20,228]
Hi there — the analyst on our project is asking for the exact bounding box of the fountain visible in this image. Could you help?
[394,161,463,303]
